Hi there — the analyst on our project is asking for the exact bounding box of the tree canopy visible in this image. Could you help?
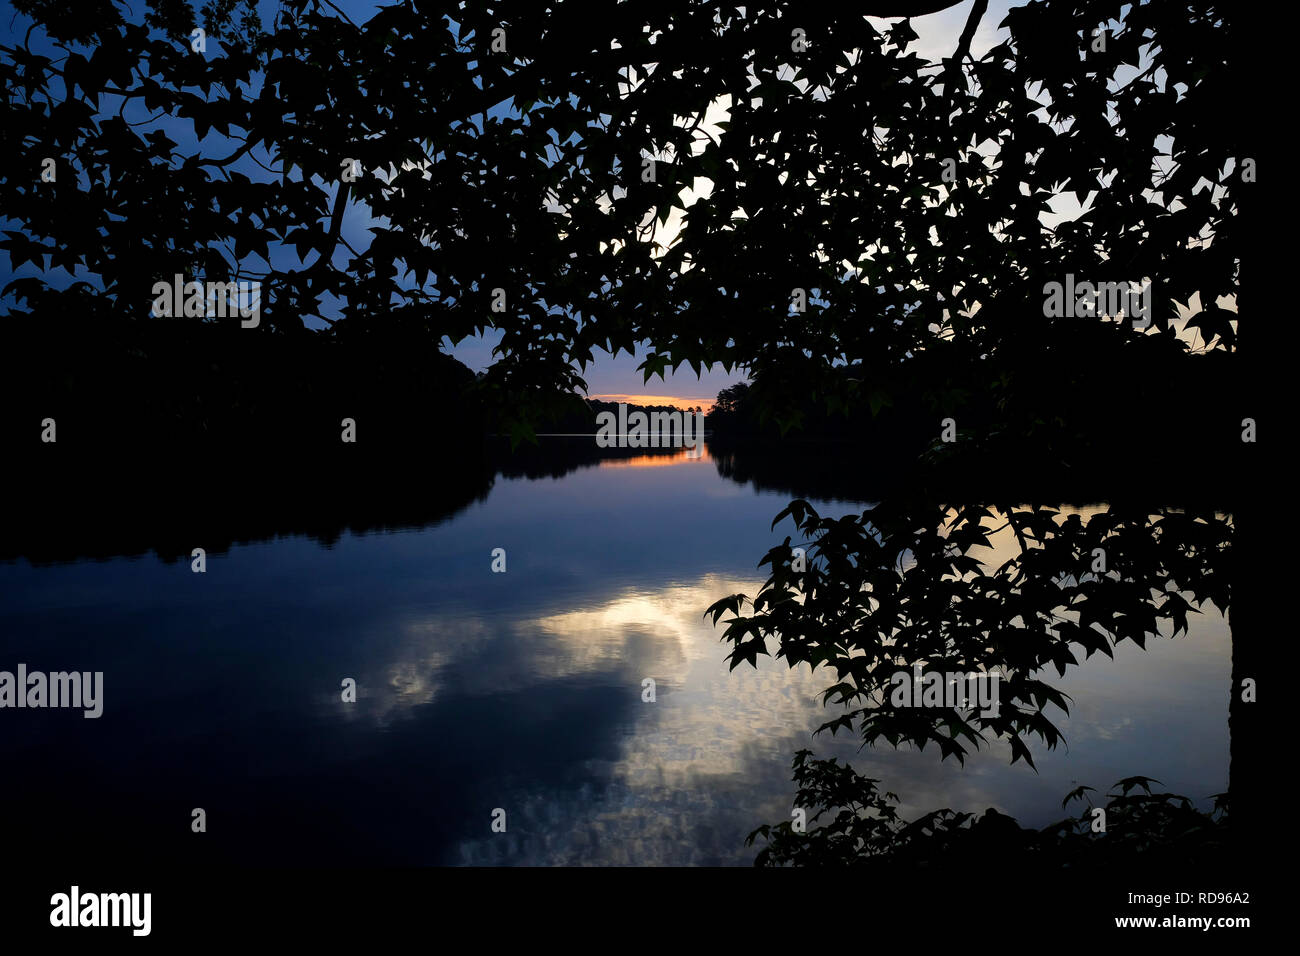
[1,0,1256,870]
[2,0,1241,437]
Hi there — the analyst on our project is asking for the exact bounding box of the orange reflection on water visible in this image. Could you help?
[599,444,713,468]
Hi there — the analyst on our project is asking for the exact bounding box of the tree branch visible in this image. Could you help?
[942,0,989,102]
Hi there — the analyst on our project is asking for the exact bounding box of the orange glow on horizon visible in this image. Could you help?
[587,393,714,414]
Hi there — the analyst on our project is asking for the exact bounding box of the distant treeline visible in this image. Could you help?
[2,306,1250,504]
[704,322,1251,500]
[0,311,724,457]
[1,312,482,457]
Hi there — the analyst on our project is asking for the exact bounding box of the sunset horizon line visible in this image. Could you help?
[584,393,716,413]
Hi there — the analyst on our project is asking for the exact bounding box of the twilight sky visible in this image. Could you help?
[2,0,1108,412]
[439,1,1020,408]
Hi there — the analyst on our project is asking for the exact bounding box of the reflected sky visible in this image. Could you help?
[0,446,1229,865]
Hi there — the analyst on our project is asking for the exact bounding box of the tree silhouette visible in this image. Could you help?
[4,1,1241,427]
[1,0,1258,869]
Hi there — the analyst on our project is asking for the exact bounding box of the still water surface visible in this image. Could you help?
[0,443,1230,865]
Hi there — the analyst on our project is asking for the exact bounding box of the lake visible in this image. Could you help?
[0,440,1231,865]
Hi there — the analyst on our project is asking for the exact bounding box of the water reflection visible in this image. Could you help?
[0,440,1232,865]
